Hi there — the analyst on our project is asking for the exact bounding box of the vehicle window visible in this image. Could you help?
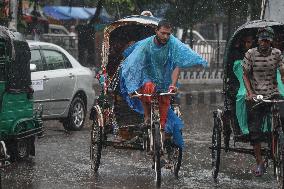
[50,28,60,34]
[50,28,68,35]
[30,50,45,71]
[62,54,72,68]
[193,34,200,42]
[43,50,65,70]
[187,34,200,42]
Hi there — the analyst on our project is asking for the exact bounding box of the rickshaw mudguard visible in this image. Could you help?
[9,118,43,140]
[90,105,104,128]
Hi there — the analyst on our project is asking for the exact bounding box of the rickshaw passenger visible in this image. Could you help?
[242,26,284,176]
[233,34,255,61]
[120,20,207,149]
[233,33,255,134]
[273,34,284,53]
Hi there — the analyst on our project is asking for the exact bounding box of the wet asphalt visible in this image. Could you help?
[1,96,280,188]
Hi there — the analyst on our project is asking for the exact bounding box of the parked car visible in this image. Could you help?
[28,40,95,131]
[48,24,70,35]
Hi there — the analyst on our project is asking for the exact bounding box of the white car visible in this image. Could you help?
[48,24,70,35]
[28,41,95,131]
[176,28,214,65]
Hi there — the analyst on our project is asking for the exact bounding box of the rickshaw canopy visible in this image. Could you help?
[101,15,160,77]
[224,20,284,70]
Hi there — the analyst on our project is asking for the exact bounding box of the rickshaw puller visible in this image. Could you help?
[242,26,284,177]
[120,20,207,150]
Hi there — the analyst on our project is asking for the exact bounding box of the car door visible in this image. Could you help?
[30,47,53,117]
[41,47,76,116]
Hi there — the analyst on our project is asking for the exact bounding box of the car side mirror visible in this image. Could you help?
[30,64,37,72]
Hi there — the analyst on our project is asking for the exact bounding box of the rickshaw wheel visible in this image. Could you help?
[63,97,86,131]
[173,146,183,178]
[153,122,161,187]
[212,113,222,182]
[10,138,31,161]
[90,115,103,172]
[272,117,284,188]
[143,134,150,152]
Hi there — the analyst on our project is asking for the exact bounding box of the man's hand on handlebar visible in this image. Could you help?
[168,85,178,93]
[129,91,139,98]
[246,92,256,100]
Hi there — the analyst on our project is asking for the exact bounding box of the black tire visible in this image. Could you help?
[173,146,183,178]
[10,138,33,161]
[212,114,221,181]
[143,128,151,152]
[63,96,86,131]
[153,122,161,187]
[90,115,103,172]
[272,116,284,188]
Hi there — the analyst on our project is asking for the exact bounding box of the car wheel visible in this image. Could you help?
[63,96,86,131]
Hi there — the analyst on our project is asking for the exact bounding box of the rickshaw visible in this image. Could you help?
[90,15,182,187]
[0,26,43,162]
[211,20,284,187]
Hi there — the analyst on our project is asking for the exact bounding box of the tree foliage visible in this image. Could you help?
[164,0,214,44]
[217,0,261,40]
[103,0,158,18]
[165,0,214,29]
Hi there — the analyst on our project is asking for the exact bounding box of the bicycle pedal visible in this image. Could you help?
[164,163,172,169]
[160,159,172,169]
[4,161,10,166]
[147,150,154,156]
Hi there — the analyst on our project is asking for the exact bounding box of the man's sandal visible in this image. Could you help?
[253,164,265,177]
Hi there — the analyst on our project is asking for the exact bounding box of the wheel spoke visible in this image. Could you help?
[90,118,103,172]
[212,116,221,181]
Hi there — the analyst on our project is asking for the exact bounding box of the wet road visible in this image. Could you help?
[1,103,279,189]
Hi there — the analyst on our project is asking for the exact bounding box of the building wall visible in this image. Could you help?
[264,0,284,22]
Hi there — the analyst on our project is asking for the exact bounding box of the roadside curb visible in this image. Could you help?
[179,90,224,105]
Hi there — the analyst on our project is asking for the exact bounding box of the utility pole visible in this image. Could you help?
[262,0,284,22]
[260,0,268,20]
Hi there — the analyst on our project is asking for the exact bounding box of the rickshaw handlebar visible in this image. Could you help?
[253,95,284,103]
[131,91,176,98]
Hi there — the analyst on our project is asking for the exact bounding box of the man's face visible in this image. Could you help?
[258,39,272,50]
[155,26,172,45]
[243,36,254,50]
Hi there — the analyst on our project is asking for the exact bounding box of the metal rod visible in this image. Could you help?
[209,146,271,156]
[260,0,268,20]
[0,170,2,189]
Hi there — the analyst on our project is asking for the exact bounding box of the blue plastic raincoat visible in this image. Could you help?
[120,35,207,148]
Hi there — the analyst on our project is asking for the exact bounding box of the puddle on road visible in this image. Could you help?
[0,105,280,189]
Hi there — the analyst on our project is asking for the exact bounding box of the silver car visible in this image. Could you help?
[28,41,95,131]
